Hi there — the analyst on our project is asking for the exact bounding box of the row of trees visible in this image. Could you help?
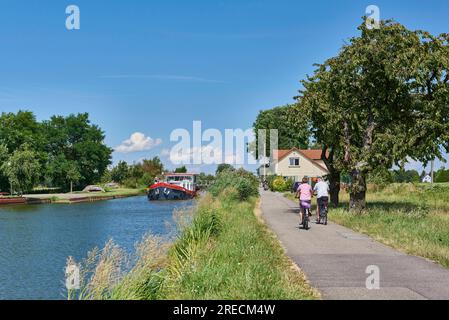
[255,19,449,212]
[435,168,449,183]
[0,111,112,194]
[105,157,165,188]
[106,159,217,189]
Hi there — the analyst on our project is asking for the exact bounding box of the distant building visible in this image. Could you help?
[422,175,432,183]
[260,148,329,182]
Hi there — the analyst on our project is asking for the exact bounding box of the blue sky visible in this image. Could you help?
[0,0,448,173]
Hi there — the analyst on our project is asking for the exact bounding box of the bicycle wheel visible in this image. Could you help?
[303,209,309,230]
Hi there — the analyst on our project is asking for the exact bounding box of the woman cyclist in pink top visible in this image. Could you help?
[296,177,313,224]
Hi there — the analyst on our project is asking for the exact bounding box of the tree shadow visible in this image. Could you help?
[337,199,428,213]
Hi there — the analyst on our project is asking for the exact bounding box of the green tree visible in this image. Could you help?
[43,113,112,187]
[216,163,235,175]
[252,105,310,159]
[296,20,449,212]
[0,111,45,153]
[197,172,215,188]
[111,161,130,184]
[142,157,164,177]
[392,169,420,183]
[1,145,41,194]
[46,155,81,192]
[124,163,145,188]
[293,70,344,207]
[66,163,82,193]
[435,168,449,183]
[174,166,188,173]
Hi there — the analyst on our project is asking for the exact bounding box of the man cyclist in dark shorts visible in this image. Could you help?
[313,177,329,223]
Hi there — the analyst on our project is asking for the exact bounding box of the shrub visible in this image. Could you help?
[272,177,287,192]
[209,169,258,201]
[269,176,292,192]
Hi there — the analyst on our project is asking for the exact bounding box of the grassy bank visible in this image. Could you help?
[24,188,145,204]
[284,183,449,269]
[163,191,318,300]
[76,188,146,199]
[329,184,449,268]
[71,170,319,300]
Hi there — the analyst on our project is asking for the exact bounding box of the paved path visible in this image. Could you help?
[260,190,449,300]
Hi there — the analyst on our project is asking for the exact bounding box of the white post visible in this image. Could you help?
[431,160,435,184]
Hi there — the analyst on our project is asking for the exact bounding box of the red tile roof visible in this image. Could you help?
[301,149,325,160]
[273,149,325,161]
[272,148,329,172]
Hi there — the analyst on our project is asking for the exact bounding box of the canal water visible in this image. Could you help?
[0,196,193,300]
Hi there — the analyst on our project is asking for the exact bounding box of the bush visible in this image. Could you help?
[435,169,449,183]
[272,177,287,192]
[209,169,259,201]
[268,176,292,192]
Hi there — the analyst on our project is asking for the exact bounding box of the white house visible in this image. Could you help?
[260,148,329,182]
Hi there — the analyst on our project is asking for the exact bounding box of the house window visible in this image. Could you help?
[289,157,300,167]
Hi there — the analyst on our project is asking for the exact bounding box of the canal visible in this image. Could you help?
[0,196,193,300]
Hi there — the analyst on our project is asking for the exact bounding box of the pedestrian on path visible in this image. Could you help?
[314,177,330,223]
[296,177,313,224]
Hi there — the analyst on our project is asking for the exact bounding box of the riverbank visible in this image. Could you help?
[163,191,319,299]
[70,170,319,300]
[0,188,146,206]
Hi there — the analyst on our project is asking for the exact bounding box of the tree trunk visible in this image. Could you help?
[321,147,341,207]
[328,171,341,207]
[349,169,367,213]
[70,181,73,193]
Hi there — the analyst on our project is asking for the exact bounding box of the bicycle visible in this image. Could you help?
[300,201,311,230]
[317,197,329,225]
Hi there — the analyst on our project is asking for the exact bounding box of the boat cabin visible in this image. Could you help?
[164,173,198,192]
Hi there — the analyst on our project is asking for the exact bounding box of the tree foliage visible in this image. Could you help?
[1,145,41,194]
[0,111,112,192]
[174,166,188,173]
[295,19,449,212]
[252,105,310,158]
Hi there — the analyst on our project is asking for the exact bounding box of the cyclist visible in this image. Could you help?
[314,177,330,224]
[296,177,313,225]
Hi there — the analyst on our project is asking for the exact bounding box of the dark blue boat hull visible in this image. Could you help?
[148,186,194,201]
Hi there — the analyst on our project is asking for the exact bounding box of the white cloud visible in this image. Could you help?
[115,132,162,154]
[160,148,171,157]
[165,145,252,166]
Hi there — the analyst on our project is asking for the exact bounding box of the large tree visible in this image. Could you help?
[43,113,112,187]
[293,69,344,207]
[297,20,449,212]
[1,145,41,194]
[0,111,45,153]
[142,157,164,177]
[111,161,130,184]
[45,155,81,192]
[253,105,310,159]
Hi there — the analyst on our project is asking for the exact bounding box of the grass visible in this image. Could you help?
[28,188,146,203]
[86,188,146,198]
[164,190,318,300]
[70,188,319,300]
[285,183,449,269]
